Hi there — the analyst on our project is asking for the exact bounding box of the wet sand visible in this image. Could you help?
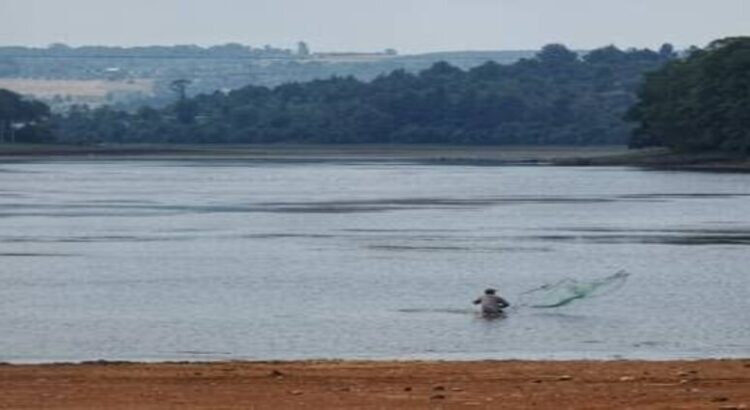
[1,360,748,409]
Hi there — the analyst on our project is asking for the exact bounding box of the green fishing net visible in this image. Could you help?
[517,270,630,308]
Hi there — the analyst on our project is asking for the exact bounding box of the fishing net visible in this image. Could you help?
[517,270,630,308]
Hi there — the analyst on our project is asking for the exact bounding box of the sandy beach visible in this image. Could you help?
[1,360,748,409]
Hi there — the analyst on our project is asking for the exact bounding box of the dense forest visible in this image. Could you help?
[50,43,675,145]
[628,37,750,153]
[2,39,747,152]
[0,89,51,143]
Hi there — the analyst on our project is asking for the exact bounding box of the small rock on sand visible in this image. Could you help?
[269,370,285,378]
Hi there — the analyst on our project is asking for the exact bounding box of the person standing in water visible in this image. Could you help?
[473,288,510,317]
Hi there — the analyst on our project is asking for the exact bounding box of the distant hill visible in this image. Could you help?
[0,45,534,110]
[50,44,674,146]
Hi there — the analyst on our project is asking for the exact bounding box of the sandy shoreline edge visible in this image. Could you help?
[2,359,748,409]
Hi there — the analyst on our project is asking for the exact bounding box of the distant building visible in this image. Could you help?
[104,67,126,80]
[297,41,311,57]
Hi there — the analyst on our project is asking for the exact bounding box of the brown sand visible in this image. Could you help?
[1,360,748,409]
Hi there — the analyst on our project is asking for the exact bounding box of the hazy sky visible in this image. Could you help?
[1,0,747,53]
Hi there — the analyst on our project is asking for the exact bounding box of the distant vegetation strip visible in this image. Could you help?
[48,44,675,146]
[627,37,750,154]
[0,43,534,111]
[1,37,748,157]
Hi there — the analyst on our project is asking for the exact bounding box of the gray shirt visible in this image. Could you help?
[473,294,510,314]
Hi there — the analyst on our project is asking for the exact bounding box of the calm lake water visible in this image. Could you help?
[1,159,749,363]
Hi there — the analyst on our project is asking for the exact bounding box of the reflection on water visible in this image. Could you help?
[368,244,551,253]
[0,253,77,257]
[525,234,750,245]
[0,160,749,362]
[0,235,194,243]
[396,308,476,315]
[536,226,750,245]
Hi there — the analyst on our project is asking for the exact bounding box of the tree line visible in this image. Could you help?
[628,37,750,153]
[50,43,675,146]
[0,89,51,143]
[0,43,295,59]
[3,38,748,154]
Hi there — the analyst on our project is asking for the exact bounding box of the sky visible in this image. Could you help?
[0,0,747,53]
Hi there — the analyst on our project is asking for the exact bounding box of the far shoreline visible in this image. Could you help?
[0,143,629,163]
[1,143,748,172]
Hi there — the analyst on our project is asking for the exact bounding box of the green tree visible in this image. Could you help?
[53,43,673,146]
[170,79,197,124]
[628,37,750,153]
[537,44,579,65]
[0,89,51,143]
